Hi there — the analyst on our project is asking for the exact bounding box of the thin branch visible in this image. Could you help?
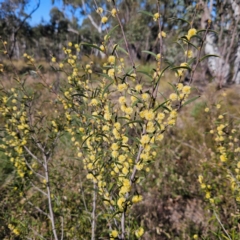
[213,210,232,240]
[24,159,45,179]
[27,201,49,218]
[43,154,59,240]
[176,140,202,154]
[29,226,47,240]
[67,27,80,35]
[30,181,48,197]
[114,1,136,73]
[91,182,97,240]
[120,211,126,239]
[152,0,163,102]
[60,216,64,240]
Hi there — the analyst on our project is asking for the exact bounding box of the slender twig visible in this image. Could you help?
[114,1,136,73]
[24,144,42,163]
[176,140,202,154]
[152,0,163,100]
[120,211,125,239]
[213,210,232,240]
[91,182,97,240]
[27,201,49,218]
[60,216,64,240]
[24,156,45,179]
[29,226,47,240]
[30,181,48,196]
[43,154,59,240]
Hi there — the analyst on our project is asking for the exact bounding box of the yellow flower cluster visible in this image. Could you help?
[0,92,32,178]
[135,227,144,238]
[153,12,160,21]
[8,224,20,236]
[23,53,35,63]
[186,28,197,40]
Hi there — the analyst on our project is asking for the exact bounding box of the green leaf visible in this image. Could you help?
[96,133,109,140]
[71,93,88,98]
[142,50,157,58]
[111,44,119,55]
[187,40,199,49]
[162,105,171,112]
[81,133,94,147]
[173,41,185,53]
[116,46,128,55]
[137,70,152,80]
[168,82,178,95]
[171,65,192,72]
[81,42,102,52]
[182,95,200,106]
[130,95,144,106]
[99,72,115,82]
[179,35,189,42]
[169,17,190,25]
[188,57,197,65]
[37,65,43,70]
[138,10,154,17]
[155,65,170,86]
[118,116,132,121]
[105,24,119,39]
[102,81,114,97]
[153,100,169,112]
[191,34,203,42]
[199,54,220,62]
[127,66,137,75]
[122,120,143,128]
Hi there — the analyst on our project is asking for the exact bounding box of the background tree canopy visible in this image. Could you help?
[0,0,239,84]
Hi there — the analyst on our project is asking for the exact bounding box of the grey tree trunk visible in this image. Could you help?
[200,0,230,86]
[231,0,240,84]
[204,33,230,86]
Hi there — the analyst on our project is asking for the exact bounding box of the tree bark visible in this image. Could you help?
[230,0,240,83]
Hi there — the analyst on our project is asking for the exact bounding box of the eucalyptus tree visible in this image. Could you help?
[199,0,240,86]
[0,0,40,58]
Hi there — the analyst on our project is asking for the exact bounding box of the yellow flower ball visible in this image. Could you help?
[108,55,116,65]
[153,12,160,21]
[187,28,197,38]
[132,195,143,203]
[100,45,105,51]
[108,68,115,78]
[96,7,103,14]
[135,84,142,92]
[101,16,108,24]
[135,227,144,238]
[169,93,178,101]
[144,109,155,121]
[141,93,150,101]
[182,85,191,95]
[111,230,118,238]
[140,135,150,145]
[117,197,126,211]
[118,83,128,92]
[111,8,117,17]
